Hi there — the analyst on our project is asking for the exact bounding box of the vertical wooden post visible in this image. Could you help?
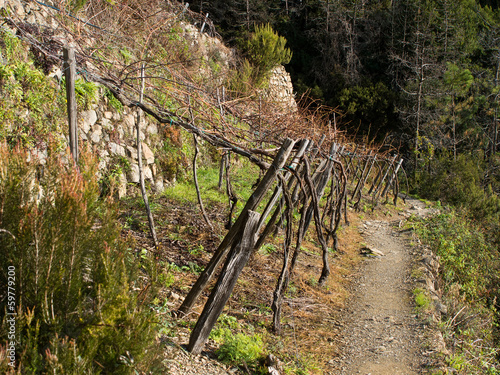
[200,13,209,33]
[63,46,78,163]
[351,150,372,200]
[373,155,397,201]
[368,158,382,195]
[136,64,159,249]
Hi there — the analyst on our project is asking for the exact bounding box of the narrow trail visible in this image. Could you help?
[332,199,431,375]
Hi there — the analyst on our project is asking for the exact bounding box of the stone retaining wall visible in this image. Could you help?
[1,0,298,197]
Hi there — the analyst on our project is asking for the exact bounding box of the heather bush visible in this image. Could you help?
[239,24,292,88]
[0,143,160,373]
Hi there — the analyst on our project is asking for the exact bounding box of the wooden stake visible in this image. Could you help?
[63,46,78,163]
[193,134,214,231]
[255,139,309,234]
[188,211,261,354]
[381,157,403,198]
[178,138,295,316]
[136,64,159,250]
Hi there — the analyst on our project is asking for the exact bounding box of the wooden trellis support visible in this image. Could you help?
[381,158,403,198]
[188,211,261,354]
[255,139,310,235]
[353,154,377,210]
[344,144,359,178]
[300,143,338,243]
[351,151,373,200]
[63,46,78,163]
[177,138,295,316]
[368,158,383,195]
[373,155,397,202]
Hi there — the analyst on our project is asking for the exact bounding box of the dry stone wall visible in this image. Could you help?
[78,100,167,198]
[2,0,298,197]
[263,66,297,112]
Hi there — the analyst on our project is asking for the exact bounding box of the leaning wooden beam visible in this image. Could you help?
[253,199,284,252]
[373,155,397,202]
[255,139,310,234]
[381,157,403,198]
[187,211,261,354]
[177,138,295,316]
[351,151,370,200]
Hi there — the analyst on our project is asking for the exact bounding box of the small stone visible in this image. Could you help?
[104,111,113,119]
[127,163,140,183]
[90,130,101,144]
[98,157,107,170]
[144,166,153,180]
[80,109,97,134]
[146,123,158,135]
[123,114,135,134]
[360,246,385,257]
[434,299,448,315]
[126,146,137,159]
[154,178,165,194]
[100,118,112,130]
[109,142,126,157]
[117,173,127,199]
[385,316,396,323]
[142,142,155,164]
[116,125,125,139]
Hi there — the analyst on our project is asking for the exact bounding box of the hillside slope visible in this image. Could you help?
[1,1,498,375]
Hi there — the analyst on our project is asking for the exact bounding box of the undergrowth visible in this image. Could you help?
[412,210,500,374]
[0,142,162,373]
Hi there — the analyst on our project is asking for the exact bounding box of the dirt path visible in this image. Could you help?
[332,199,432,375]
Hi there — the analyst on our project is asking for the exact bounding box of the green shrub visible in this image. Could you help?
[414,211,496,302]
[0,30,66,148]
[413,209,500,373]
[216,331,264,371]
[413,288,431,311]
[242,24,292,86]
[417,153,500,226]
[0,143,160,373]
